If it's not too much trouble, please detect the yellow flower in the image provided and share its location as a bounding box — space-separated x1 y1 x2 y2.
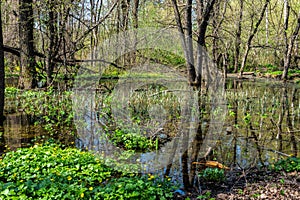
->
80 193 84 198
148 175 155 180
20 180 24 183
67 176 72 181
89 187 93 191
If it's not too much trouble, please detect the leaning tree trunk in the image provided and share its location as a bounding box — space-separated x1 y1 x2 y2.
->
0 0 5 123
19 0 37 89
239 0 270 77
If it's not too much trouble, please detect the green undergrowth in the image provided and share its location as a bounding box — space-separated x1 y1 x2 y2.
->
198 168 225 183
272 157 300 172
0 141 176 199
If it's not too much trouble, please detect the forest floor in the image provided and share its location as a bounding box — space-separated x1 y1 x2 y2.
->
174 167 300 200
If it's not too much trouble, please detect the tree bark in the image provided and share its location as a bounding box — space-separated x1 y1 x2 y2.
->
196 0 216 47
46 0 57 86
19 0 37 89
0 1 5 123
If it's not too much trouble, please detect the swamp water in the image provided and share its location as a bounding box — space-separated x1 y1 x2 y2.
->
1 78 299 185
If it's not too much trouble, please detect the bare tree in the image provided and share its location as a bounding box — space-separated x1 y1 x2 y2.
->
282 12 300 80
281 0 300 80
196 0 216 47
233 0 243 73
239 0 270 77
171 0 216 85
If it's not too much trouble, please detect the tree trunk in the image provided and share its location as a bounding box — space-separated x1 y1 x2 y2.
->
0 1 5 123
196 0 216 84
239 0 270 77
282 13 300 80
186 0 196 83
196 0 216 47
19 0 37 89
265 3 269 44
132 0 139 63
132 0 139 29
121 0 130 31
171 0 196 85
234 0 243 73
46 0 57 86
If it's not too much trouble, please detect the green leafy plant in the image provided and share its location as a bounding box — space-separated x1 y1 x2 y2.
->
197 191 215 199
198 168 225 183
273 157 300 172
0 141 113 199
243 113 252 124
110 128 155 151
95 175 176 200
13 88 75 138
237 189 244 195
0 141 177 199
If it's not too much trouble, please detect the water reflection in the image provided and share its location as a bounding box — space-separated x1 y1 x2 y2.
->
217 79 299 169
0 113 42 155
74 78 299 188
1 78 299 189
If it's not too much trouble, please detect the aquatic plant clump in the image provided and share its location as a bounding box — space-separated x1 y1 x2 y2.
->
5 87 75 140
0 142 177 199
